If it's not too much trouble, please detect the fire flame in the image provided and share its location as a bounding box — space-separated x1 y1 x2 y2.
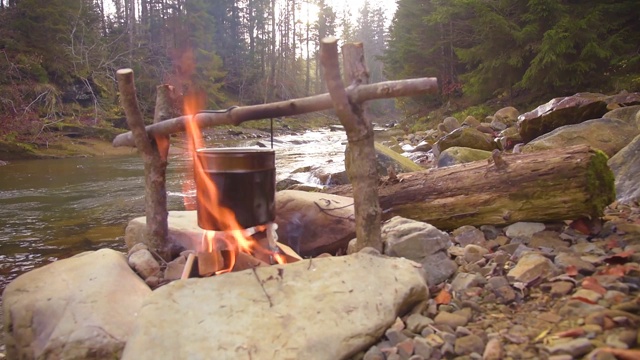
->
182 96 285 274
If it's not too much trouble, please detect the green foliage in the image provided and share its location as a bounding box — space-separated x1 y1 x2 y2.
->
384 0 640 107
452 104 494 122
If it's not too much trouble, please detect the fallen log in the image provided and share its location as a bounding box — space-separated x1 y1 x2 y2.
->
324 145 615 230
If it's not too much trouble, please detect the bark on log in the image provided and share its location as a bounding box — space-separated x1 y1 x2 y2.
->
324 145 615 230
320 38 381 252
116 69 170 260
112 77 438 147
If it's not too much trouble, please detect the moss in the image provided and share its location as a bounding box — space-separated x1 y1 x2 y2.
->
0 140 40 160
586 149 616 215
452 104 495 121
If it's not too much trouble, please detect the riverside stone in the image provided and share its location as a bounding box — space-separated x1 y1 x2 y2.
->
122 253 429 360
454 334 485 355
504 222 546 239
434 312 469 329
522 118 639 157
2 249 151 360
507 252 559 283
382 217 451 258
608 133 640 203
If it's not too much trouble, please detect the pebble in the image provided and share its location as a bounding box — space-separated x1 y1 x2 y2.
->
463 244 489 263
355 201 640 360
482 338 503 360
507 252 559 283
546 338 593 357
454 335 485 355
504 222 546 239
405 313 433 334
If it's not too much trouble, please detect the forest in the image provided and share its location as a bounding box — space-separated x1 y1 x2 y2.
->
0 0 639 144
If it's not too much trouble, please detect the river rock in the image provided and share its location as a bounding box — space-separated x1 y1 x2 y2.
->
124 211 202 252
344 142 423 180
454 334 485 356
128 248 161 279
382 216 451 259
437 147 492 168
434 127 497 157
462 116 480 127
507 252 559 283
494 106 520 127
381 216 456 286
2 249 151 360
443 117 461 133
276 190 355 257
518 92 640 143
521 118 639 157
121 253 429 360
505 222 546 239
608 133 640 203
496 126 523 150
517 92 609 143
603 105 640 128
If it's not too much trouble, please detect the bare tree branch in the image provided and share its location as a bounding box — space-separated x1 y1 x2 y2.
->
320 37 382 252
112 77 438 147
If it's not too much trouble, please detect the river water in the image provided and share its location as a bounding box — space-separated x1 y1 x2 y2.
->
0 129 347 293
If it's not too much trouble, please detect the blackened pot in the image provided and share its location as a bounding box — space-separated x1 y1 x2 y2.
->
195 148 275 230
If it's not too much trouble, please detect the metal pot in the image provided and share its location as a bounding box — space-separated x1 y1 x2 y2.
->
195 148 275 231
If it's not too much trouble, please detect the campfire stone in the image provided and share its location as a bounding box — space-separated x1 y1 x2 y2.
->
122 253 429 360
276 190 355 257
2 249 151 359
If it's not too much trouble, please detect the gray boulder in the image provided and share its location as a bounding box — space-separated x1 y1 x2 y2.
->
122 253 429 360
603 104 640 129
518 92 640 142
2 249 151 360
521 118 639 157
608 133 640 203
381 216 457 286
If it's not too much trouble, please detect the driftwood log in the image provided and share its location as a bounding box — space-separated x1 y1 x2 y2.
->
324 145 615 230
320 38 382 252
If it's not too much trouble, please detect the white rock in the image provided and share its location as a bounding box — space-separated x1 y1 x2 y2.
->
122 253 429 360
504 222 546 239
3 249 151 359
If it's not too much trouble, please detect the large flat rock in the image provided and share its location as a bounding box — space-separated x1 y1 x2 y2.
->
122 253 429 360
2 249 151 359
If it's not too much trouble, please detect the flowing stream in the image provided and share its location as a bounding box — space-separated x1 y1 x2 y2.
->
0 129 347 293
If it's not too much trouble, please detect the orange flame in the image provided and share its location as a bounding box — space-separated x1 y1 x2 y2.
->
182 95 285 274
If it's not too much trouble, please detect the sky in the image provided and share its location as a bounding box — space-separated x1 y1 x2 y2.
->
326 0 397 21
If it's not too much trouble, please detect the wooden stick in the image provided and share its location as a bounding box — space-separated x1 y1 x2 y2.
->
320 38 382 252
181 253 196 280
116 68 170 260
112 77 438 147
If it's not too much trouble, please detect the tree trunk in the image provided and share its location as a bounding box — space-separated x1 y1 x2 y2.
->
324 145 615 230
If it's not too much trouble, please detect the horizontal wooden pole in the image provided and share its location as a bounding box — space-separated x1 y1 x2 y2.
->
112 77 438 147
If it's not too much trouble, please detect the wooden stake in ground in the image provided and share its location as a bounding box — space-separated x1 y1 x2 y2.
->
324 145 616 230
320 38 382 252
116 69 170 260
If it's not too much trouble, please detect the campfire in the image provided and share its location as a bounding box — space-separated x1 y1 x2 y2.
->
179 107 299 280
